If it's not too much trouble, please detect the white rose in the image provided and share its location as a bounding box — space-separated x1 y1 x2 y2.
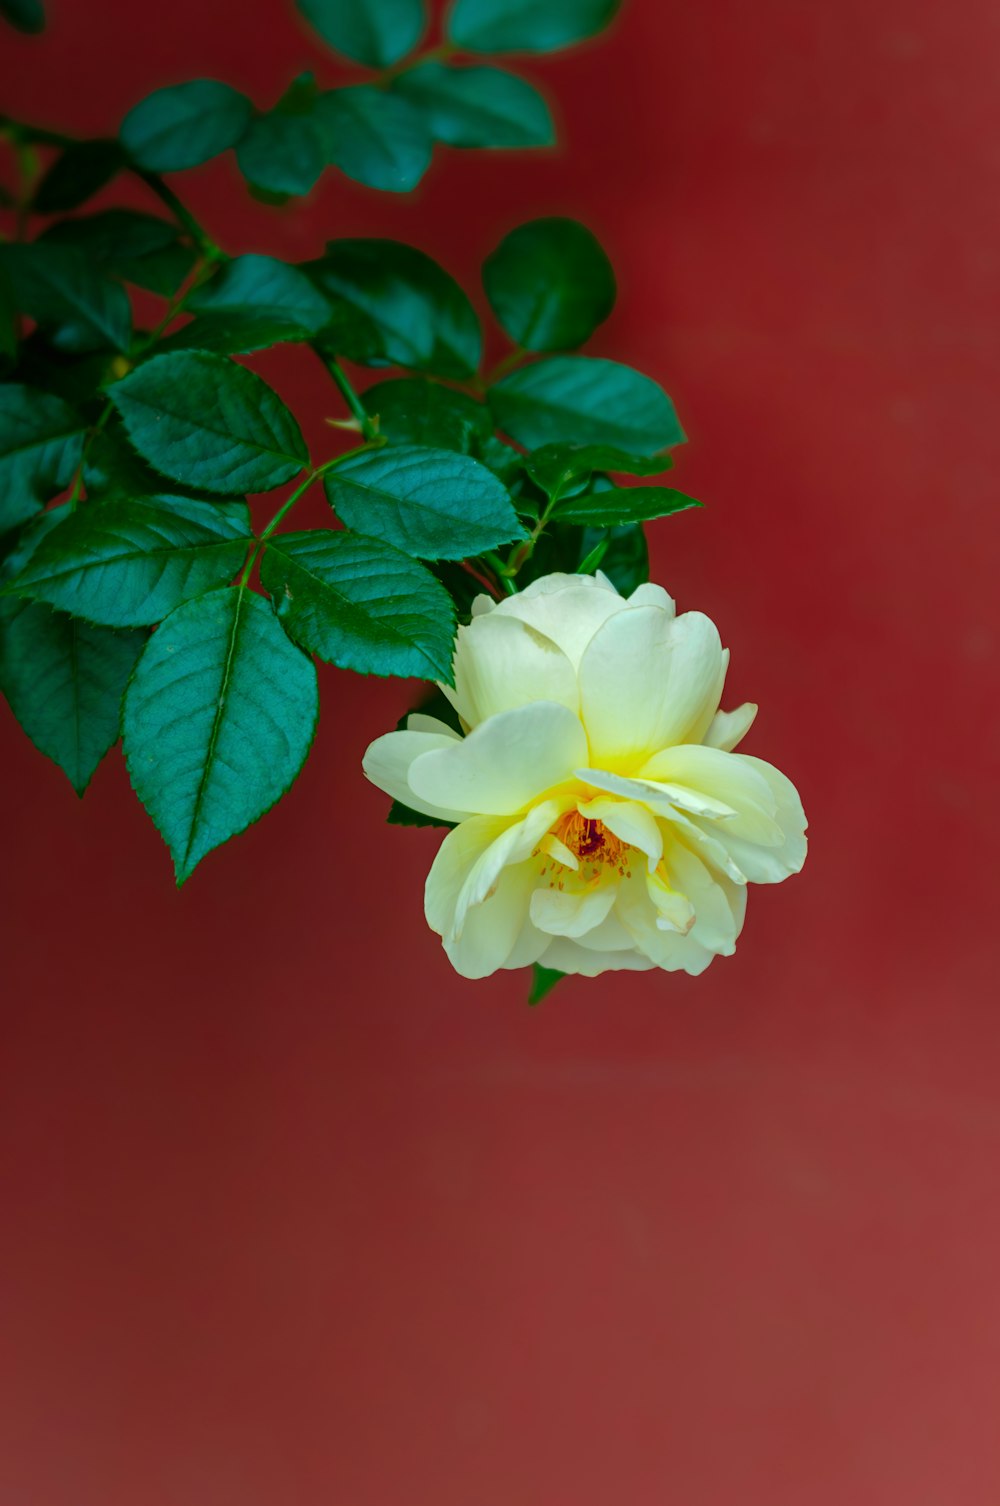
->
363 572 807 981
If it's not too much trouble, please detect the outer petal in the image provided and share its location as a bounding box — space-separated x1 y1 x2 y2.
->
444 862 539 979
453 800 560 936
362 729 469 822
704 702 758 752
627 581 676 614
424 814 512 937
688 754 807 883
615 868 719 976
578 765 738 821
536 936 654 976
640 744 783 845
443 612 578 727
578 608 724 767
664 837 742 955
406 713 460 738
492 572 627 668
409 701 588 816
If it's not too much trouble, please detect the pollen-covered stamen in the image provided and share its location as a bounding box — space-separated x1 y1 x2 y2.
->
531 810 634 888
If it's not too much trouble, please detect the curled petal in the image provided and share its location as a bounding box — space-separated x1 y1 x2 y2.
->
363 729 468 822
530 878 618 938
704 702 758 752
442 612 578 728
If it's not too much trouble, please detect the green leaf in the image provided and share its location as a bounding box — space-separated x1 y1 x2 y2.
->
122 586 318 883
0 0 44 32
40 210 196 296
314 87 432 194
324 445 525 560
474 432 525 486
554 485 701 526
490 356 684 454
296 0 426 66
392 62 554 149
13 333 112 406
0 264 18 376
0 385 86 532
33 139 124 213
157 252 333 352
0 242 131 353
305 238 481 378
7 495 252 626
261 529 455 679
525 441 671 499
0 604 144 794
236 109 327 197
483 218 615 352
448 0 619 53
387 798 455 829
361 377 491 450
82 420 174 501
187 254 331 330
120 80 253 172
528 962 565 1004
108 351 310 494
526 514 649 596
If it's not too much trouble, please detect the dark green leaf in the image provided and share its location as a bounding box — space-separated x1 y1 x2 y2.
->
361 377 490 450
490 356 684 454
395 683 462 733
0 0 44 32
526 441 670 499
0 506 69 589
296 0 426 66
122 586 318 883
40 210 196 296
429 559 489 620
33 140 124 213
314 87 432 194
82 420 173 501
483 218 615 351
0 242 131 353
0 604 144 794
13 333 112 406
474 432 525 486
305 238 481 378
0 385 86 532
392 63 554 149
187 254 331 331
324 445 525 560
448 0 619 53
528 962 565 1004
0 264 17 375
527 516 649 595
120 80 254 172
236 109 327 197
156 258 330 351
262 529 455 679
108 350 309 494
7 494 252 626
387 798 455 829
554 484 701 526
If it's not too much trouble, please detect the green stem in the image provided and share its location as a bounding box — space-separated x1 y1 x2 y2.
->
483 551 518 595
312 347 378 440
239 442 381 587
137 171 219 257
481 346 527 389
377 40 457 85
506 492 559 579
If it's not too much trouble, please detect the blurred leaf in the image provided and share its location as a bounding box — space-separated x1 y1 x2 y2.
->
392 63 554 149
0 0 44 32
236 107 327 197
305 238 481 378
447 0 620 53
324 445 525 559
123 587 318 882
0 603 144 795
33 140 124 213
0 241 131 353
120 80 253 172
361 376 491 450
297 0 426 66
315 87 432 193
7 494 252 626
262 529 456 679
109 350 309 494
0 384 86 532
156 250 334 352
483 217 615 352
490 356 684 454
40 210 195 296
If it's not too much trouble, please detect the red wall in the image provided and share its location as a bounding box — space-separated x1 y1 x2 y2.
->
3 2 999 1502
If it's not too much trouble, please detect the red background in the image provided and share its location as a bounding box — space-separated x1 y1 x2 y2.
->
3 2 999 1502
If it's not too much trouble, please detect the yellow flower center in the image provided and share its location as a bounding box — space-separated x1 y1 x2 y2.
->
535 811 633 890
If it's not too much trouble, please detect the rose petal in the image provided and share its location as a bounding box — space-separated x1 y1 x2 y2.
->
362 730 469 822
409 701 588 816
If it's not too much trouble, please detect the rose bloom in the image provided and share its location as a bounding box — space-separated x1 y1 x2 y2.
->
363 572 806 980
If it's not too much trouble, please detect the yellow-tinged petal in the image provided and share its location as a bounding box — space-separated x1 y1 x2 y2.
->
442 612 578 728
491 572 627 668
704 702 758 752
362 729 468 822
576 795 662 873
408 700 588 816
530 878 618 938
640 744 783 844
